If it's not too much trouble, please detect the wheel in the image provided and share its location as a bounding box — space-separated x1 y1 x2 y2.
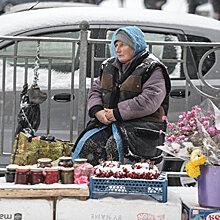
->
3 3 14 13
162 158 197 187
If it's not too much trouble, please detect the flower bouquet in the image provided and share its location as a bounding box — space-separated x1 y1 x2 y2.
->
158 99 220 178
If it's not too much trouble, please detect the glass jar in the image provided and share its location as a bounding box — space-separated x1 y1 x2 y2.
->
58 156 73 167
37 158 52 168
56 166 62 182
15 166 30 184
30 168 44 185
73 158 87 169
5 164 18 183
44 168 58 184
61 167 74 184
81 165 94 178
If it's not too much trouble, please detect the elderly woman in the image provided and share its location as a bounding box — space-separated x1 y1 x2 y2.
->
72 26 171 166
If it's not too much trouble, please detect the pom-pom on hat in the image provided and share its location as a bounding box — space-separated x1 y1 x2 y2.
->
114 30 134 49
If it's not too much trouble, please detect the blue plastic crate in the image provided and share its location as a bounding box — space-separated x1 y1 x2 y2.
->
89 172 167 202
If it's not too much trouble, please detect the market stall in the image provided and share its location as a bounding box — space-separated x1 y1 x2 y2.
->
1 99 219 220
0 174 182 220
1 162 220 220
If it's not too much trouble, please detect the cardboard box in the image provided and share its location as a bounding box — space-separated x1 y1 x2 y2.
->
56 189 182 220
173 186 220 220
0 198 53 220
182 202 220 220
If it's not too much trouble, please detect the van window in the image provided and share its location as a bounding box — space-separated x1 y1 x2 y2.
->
186 35 215 76
143 33 181 78
0 31 81 72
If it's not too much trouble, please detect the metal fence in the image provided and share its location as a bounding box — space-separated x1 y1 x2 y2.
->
0 23 220 176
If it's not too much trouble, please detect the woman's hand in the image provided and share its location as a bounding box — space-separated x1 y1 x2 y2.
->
104 108 116 122
95 110 112 125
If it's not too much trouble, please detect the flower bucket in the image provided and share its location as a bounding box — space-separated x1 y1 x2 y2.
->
198 165 220 208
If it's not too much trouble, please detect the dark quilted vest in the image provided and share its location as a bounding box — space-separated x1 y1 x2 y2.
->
100 51 171 121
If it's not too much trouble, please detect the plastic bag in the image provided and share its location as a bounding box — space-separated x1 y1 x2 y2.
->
11 132 73 166
74 163 94 186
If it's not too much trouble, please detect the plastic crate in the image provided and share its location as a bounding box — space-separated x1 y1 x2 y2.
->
89 172 167 202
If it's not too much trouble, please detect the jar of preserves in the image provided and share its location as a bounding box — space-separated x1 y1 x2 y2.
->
44 168 58 184
15 166 30 184
30 167 44 185
5 164 18 183
73 158 87 169
58 156 73 167
37 158 52 168
61 167 74 184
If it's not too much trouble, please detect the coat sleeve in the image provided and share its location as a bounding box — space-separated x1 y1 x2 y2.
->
87 77 104 118
115 67 166 121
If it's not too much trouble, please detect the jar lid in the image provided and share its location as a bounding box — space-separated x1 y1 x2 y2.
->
6 164 18 170
31 167 44 172
16 166 30 172
44 167 58 171
59 156 72 160
38 158 52 163
74 158 87 163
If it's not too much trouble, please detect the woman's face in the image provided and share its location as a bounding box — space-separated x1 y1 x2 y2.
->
115 41 134 63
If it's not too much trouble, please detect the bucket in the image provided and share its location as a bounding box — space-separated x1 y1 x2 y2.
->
198 165 220 208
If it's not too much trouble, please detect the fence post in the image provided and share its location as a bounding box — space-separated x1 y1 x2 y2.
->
78 21 89 136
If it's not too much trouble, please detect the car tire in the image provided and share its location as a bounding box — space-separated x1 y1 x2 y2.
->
162 159 197 187
3 3 14 13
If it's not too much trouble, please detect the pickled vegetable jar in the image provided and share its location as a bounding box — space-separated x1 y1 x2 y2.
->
30 168 44 184
15 166 30 184
5 164 18 183
44 168 58 184
61 167 74 184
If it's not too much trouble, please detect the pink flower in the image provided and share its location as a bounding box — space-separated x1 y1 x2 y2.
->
180 127 187 133
210 114 216 119
190 121 195 127
179 135 186 140
162 116 167 121
167 123 175 128
193 131 199 137
160 106 219 160
208 126 217 136
179 115 184 119
195 107 202 113
177 121 185 127
159 130 163 134
187 125 192 131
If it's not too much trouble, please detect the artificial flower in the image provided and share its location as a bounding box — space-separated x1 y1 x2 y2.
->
159 99 220 179
190 149 202 161
161 101 220 165
185 161 200 178
191 155 206 166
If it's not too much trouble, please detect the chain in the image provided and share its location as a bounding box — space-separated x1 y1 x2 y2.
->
33 40 40 86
